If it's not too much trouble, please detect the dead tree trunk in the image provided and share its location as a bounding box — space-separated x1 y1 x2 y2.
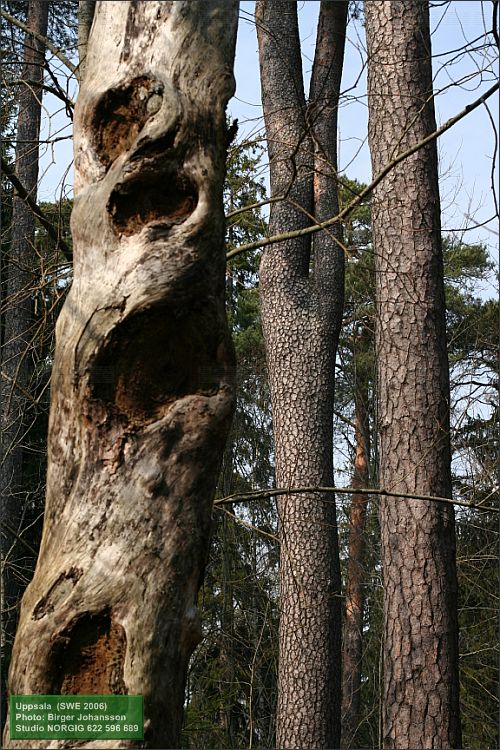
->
3 2 237 748
365 1 461 747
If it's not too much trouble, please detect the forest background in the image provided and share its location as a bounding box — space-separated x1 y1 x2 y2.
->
0 1 498 748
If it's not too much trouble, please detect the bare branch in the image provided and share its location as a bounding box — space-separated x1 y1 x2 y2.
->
1 156 73 262
215 484 499 514
5 78 74 110
0 520 39 557
226 193 284 220
227 81 499 260
0 8 77 75
493 0 499 49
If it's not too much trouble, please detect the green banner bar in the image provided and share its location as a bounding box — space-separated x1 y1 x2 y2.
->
10 695 143 740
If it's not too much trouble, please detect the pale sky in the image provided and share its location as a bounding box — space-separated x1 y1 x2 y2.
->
231 1 499 278
38 1 499 291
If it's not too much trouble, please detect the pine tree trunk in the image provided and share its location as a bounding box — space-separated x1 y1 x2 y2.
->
256 2 347 747
365 2 461 747
0 0 48 677
3 2 237 748
77 0 96 80
341 379 370 748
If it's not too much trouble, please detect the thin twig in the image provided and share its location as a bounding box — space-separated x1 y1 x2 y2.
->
0 520 39 556
0 8 77 75
1 156 73 262
226 194 284 220
227 81 499 259
5 78 75 109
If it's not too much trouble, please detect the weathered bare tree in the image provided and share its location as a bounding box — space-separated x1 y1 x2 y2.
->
3 2 237 748
365 1 462 747
256 1 347 746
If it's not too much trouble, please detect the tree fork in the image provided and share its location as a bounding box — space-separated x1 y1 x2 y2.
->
256 2 347 746
3 2 237 748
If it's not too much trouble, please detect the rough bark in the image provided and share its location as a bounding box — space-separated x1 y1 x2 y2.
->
77 0 96 81
256 2 347 747
3 2 237 748
341 380 370 749
365 2 462 747
0 0 48 676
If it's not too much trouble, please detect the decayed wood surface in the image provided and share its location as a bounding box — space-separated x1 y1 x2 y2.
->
4 3 237 748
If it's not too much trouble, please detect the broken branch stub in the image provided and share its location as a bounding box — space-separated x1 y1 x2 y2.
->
4 2 238 748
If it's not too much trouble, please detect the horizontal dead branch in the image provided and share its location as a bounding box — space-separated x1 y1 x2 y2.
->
215 484 499 514
227 81 499 260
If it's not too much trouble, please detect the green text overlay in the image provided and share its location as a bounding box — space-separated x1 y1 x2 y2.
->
10 695 143 740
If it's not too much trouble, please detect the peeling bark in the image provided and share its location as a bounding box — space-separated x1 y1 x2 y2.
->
3 3 237 748
365 2 461 747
